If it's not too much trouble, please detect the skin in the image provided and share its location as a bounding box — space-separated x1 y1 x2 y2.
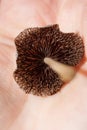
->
0 0 87 130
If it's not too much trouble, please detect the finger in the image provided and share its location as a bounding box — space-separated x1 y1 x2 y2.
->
0 43 27 129
0 0 59 46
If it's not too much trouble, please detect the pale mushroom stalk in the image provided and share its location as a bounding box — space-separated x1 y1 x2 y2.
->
44 57 76 82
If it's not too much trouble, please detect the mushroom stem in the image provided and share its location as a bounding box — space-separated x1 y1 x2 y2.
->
44 57 76 82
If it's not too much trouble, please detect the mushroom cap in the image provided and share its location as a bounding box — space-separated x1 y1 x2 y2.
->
13 24 84 96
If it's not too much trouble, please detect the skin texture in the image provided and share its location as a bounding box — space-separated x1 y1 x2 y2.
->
0 0 87 130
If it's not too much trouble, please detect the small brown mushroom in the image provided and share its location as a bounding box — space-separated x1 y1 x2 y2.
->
13 24 84 96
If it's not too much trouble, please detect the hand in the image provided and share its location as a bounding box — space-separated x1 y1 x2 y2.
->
0 0 87 130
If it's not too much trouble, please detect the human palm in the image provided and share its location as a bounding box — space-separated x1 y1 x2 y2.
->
0 0 87 130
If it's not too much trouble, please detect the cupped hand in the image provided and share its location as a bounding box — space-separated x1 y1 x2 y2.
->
0 0 87 130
